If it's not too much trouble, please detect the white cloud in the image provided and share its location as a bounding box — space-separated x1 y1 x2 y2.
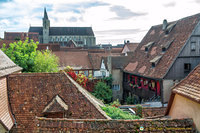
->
0 0 200 45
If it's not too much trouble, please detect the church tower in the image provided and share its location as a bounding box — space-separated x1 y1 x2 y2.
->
43 8 50 43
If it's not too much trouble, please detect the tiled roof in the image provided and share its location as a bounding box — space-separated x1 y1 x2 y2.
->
172 64 200 103
29 27 95 36
103 56 131 69
126 43 139 52
4 32 39 42
42 95 68 113
89 52 122 70
53 51 92 70
124 13 200 79
0 50 22 77
37 43 60 51
0 78 14 131
8 73 109 132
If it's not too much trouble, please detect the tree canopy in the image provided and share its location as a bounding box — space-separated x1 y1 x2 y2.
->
1 39 59 73
33 50 59 72
92 81 112 103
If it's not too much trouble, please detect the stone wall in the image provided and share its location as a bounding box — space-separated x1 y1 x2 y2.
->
35 117 195 133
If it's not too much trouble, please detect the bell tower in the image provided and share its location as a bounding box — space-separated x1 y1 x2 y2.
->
43 7 50 43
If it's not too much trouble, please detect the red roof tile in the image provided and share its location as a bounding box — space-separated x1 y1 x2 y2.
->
124 13 200 79
89 52 123 69
126 43 139 52
8 73 109 132
53 51 92 69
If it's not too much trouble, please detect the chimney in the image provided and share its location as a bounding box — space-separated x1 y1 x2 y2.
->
162 19 168 31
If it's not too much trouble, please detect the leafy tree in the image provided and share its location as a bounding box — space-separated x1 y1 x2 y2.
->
92 81 112 103
1 39 38 72
1 38 59 73
103 74 112 88
33 50 59 72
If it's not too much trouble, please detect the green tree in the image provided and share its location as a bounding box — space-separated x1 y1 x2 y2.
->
33 50 59 72
103 74 113 89
92 81 112 103
1 39 38 72
1 38 59 73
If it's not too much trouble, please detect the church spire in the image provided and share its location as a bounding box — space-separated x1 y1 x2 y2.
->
44 7 48 19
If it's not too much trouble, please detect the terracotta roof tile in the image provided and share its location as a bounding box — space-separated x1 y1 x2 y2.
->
8 73 109 132
124 62 138 72
124 13 200 79
89 52 122 69
126 43 139 52
53 51 92 69
172 64 200 103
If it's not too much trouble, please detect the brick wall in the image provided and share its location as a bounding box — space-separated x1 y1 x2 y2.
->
35 117 195 132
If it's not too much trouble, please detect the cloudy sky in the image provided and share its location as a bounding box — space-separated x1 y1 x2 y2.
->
0 0 200 45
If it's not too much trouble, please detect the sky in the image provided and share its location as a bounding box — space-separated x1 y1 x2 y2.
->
1 0 200 45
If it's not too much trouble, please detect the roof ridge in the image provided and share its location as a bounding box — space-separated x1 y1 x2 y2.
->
63 71 111 119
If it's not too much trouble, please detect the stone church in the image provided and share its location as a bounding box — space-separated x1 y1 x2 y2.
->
29 8 96 46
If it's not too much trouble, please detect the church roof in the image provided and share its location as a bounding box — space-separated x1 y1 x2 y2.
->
43 8 48 19
29 27 95 36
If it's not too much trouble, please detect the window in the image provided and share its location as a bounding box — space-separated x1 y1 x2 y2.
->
162 47 166 52
150 55 162 68
184 63 191 72
84 71 89 77
112 84 120 91
152 63 156 68
145 47 149 52
144 42 154 52
89 70 93 76
75 71 78 74
102 71 106 77
191 42 196 51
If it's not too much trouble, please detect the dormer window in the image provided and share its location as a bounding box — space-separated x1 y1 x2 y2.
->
166 22 176 34
162 19 176 34
162 40 174 52
144 42 154 52
150 55 162 68
191 41 196 51
162 47 166 52
43 95 68 118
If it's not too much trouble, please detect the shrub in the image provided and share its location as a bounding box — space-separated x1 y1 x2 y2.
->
33 50 59 72
92 81 112 103
126 95 139 105
101 106 140 120
103 74 112 88
110 99 121 107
